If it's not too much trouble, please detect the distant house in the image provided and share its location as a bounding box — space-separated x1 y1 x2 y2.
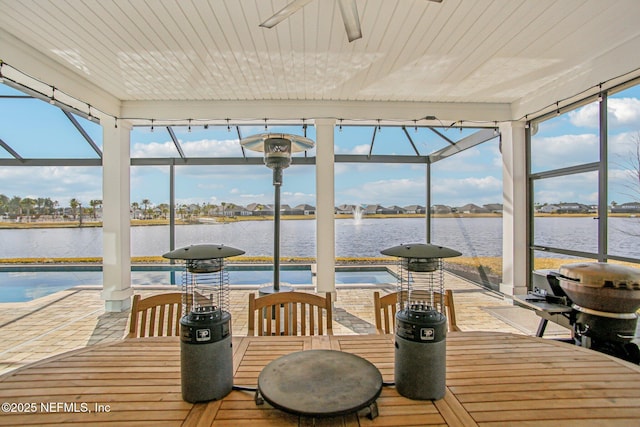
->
279 204 294 215
335 204 355 215
213 204 249 216
246 203 272 216
130 208 144 219
483 203 503 213
404 205 425 214
431 205 452 214
363 204 400 214
457 203 490 214
210 205 226 216
233 205 251 216
364 204 383 215
556 202 590 214
386 205 406 214
538 204 559 214
611 202 640 213
294 204 315 215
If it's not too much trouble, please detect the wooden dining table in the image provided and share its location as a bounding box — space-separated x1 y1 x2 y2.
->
1 331 640 426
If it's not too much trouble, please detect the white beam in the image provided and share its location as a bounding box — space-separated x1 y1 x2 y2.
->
101 117 133 312
121 100 512 126
499 121 528 297
315 119 336 294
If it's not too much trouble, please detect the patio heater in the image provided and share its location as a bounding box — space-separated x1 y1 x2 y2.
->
240 133 314 294
380 243 461 400
162 243 245 403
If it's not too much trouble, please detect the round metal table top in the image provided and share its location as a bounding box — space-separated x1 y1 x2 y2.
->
257 349 383 417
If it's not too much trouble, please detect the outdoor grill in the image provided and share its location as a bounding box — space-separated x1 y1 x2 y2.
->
546 262 640 364
381 243 461 400
162 243 245 402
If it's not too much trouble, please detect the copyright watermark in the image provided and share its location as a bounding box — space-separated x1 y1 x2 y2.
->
2 402 111 413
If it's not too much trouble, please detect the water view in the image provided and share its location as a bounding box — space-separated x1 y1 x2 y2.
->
1 217 639 259
2 216 640 302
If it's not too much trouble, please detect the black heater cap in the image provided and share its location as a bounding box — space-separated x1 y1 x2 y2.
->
162 244 245 260
380 243 461 259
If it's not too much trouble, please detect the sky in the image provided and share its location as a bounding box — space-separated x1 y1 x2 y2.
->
1 83 640 210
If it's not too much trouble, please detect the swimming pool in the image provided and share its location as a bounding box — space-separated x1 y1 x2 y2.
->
0 265 397 303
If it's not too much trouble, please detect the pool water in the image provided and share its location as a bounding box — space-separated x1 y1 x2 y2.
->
0 266 396 303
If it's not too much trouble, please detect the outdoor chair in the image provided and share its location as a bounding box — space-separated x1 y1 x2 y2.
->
373 289 459 334
127 292 183 338
248 291 333 336
373 290 398 334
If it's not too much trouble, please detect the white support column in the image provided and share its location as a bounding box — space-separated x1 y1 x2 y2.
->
499 121 528 297
314 119 336 294
101 117 133 312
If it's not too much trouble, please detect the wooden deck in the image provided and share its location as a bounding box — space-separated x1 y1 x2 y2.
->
1 332 639 426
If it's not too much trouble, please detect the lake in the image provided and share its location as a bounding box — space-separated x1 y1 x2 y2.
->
1 217 639 260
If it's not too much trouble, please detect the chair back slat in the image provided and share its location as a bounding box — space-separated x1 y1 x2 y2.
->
291 303 298 335
247 291 332 336
128 293 183 338
300 304 306 335
374 290 458 334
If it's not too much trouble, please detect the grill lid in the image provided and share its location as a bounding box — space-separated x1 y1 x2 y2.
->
558 262 640 290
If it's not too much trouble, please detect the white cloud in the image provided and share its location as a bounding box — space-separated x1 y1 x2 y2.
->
568 103 598 128
335 144 371 155
432 146 501 173
609 98 640 126
337 178 425 206
533 172 599 204
131 141 179 157
281 191 316 206
0 166 101 206
431 176 502 206
131 138 247 158
609 131 640 158
568 98 640 128
531 133 598 170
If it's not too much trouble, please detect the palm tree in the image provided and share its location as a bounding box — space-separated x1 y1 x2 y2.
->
89 199 102 219
69 198 80 220
0 194 8 217
35 197 45 216
142 199 151 219
177 204 187 220
9 196 22 218
130 202 139 219
43 198 55 216
161 204 169 219
20 197 36 222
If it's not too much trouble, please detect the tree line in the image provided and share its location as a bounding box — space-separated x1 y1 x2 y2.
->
0 195 229 221
0 195 102 220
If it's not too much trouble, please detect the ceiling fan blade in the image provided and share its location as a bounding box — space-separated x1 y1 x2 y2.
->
337 0 362 42
260 0 314 28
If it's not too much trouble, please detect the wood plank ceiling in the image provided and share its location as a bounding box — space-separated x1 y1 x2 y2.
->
1 0 640 124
